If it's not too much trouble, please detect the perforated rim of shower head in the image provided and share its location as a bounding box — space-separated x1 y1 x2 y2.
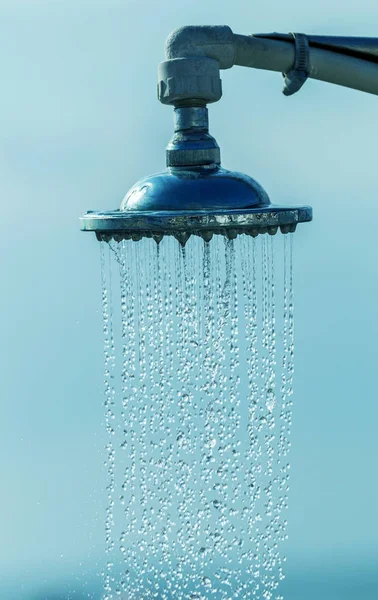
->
80 204 312 244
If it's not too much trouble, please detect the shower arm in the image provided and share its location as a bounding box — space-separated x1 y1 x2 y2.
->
158 25 378 106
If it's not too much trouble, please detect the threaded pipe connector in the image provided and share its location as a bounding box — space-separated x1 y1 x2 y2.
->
166 106 221 167
158 57 222 106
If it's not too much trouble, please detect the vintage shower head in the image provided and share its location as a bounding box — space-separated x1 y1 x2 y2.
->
80 26 378 244
80 105 312 244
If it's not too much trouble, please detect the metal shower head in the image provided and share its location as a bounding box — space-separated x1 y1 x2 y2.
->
79 23 378 243
80 106 312 245
80 167 311 245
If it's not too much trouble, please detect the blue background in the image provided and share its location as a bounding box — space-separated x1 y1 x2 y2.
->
1 0 378 598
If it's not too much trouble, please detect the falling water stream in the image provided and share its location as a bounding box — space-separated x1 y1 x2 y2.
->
99 233 294 600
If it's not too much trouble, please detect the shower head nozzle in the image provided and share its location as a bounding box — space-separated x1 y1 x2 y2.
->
80 106 312 244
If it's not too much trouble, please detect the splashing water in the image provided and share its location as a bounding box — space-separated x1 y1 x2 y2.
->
99 233 295 600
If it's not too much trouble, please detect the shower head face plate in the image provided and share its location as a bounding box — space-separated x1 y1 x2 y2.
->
80 166 312 243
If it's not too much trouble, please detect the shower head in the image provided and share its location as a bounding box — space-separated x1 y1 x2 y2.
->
80 23 378 243
80 105 312 245
80 167 311 245
85 24 378 243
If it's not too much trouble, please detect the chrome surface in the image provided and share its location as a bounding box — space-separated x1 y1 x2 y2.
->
81 207 311 244
174 106 208 130
167 107 220 167
81 77 313 243
80 165 312 244
120 166 269 211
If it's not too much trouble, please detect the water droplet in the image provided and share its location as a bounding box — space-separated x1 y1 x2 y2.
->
96 234 295 599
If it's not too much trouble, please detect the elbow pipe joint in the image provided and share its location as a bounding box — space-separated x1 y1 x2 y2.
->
164 25 236 69
158 25 236 106
158 26 378 106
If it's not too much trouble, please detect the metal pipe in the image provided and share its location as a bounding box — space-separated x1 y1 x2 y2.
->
233 33 378 96
163 26 378 97
233 34 295 73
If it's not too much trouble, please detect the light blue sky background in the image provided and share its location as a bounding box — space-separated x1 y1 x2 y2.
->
1 0 378 598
